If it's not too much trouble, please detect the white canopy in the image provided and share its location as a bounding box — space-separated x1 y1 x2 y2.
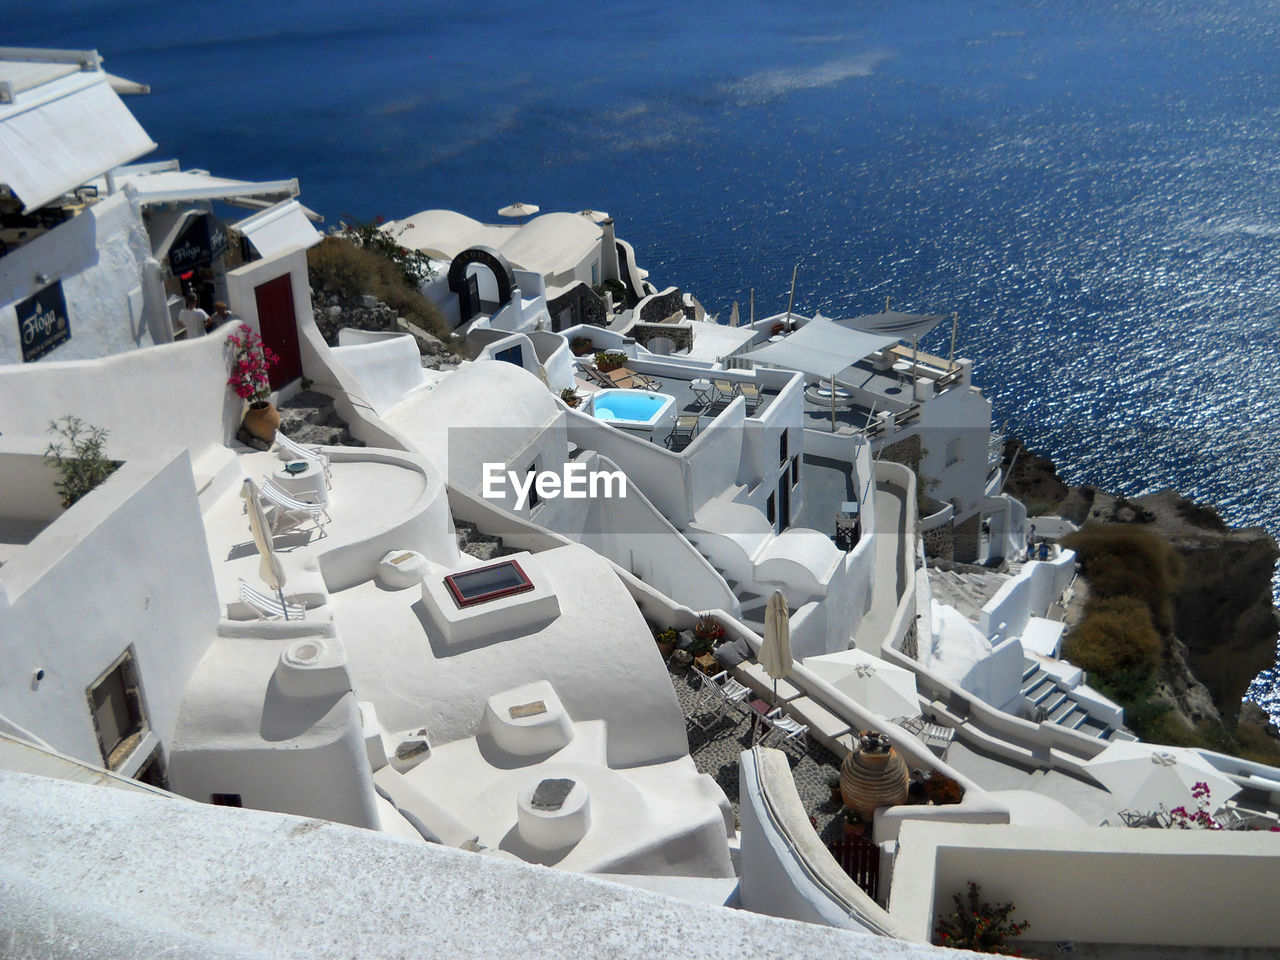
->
845 309 945 340
106 165 300 208
234 199 323 258
740 317 897 379
0 76 155 211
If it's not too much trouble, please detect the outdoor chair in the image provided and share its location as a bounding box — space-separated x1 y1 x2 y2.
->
608 367 663 391
692 669 750 730
920 722 955 759
665 414 700 449
258 477 331 536
738 381 763 410
756 707 808 754
238 578 306 621
276 431 333 488
579 365 615 389
712 378 739 403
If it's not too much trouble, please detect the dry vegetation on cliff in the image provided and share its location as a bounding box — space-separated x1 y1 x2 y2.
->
1005 439 1280 761
307 233 449 343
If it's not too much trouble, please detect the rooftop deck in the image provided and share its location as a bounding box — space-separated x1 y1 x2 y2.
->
575 366 783 447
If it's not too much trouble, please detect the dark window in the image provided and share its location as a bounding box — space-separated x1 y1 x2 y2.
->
211 793 243 807
766 492 776 526
87 649 146 770
526 462 540 509
494 345 523 366
791 454 801 487
445 560 535 608
779 429 788 465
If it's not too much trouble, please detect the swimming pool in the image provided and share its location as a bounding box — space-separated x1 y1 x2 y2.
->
590 389 676 433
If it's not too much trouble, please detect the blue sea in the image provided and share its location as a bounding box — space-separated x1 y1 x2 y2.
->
17 1 1280 711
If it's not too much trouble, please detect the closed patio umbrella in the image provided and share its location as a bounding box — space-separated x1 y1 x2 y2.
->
760 590 792 703
1085 741 1241 815
240 478 289 619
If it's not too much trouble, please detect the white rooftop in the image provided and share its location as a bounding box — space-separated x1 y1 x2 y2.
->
0 770 949 960
0 48 155 211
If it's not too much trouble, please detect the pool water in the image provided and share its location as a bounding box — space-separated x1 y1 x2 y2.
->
591 389 675 426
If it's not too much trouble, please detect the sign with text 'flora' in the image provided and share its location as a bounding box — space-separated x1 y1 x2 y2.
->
17 280 70 362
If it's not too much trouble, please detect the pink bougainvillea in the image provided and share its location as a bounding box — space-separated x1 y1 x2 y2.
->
225 324 278 403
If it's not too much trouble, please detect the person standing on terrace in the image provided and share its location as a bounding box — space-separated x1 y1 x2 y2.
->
179 292 210 339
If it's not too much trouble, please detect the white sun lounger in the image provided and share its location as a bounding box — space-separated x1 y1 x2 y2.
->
238 579 306 621
258 477 331 536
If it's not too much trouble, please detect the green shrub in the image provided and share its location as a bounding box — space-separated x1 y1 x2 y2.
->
44 416 119 508
340 216 436 288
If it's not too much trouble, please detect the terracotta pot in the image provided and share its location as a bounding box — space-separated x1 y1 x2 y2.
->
655 640 675 660
243 400 281 443
839 730 909 821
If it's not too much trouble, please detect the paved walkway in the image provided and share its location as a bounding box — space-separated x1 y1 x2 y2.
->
854 481 907 648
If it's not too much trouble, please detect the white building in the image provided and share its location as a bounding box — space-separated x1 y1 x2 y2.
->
5 45 1280 960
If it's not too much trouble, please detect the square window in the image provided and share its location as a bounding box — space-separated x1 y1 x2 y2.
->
445 560 535 608
87 649 147 770
779 429 788 465
211 793 243 807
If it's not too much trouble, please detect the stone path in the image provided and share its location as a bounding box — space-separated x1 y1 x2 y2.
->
666 664 851 845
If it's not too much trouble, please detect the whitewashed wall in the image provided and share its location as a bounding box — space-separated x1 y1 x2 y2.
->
894 822 1280 947
0 330 241 460
978 550 1076 641
0 191 160 365
331 330 426 416
0 440 219 768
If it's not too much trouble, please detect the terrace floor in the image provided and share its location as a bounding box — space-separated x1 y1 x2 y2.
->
575 367 782 448
668 661 850 846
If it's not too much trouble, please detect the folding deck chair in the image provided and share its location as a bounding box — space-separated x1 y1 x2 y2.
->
258 477 331 536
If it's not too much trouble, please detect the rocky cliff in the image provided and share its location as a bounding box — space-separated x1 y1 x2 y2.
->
1004 440 1280 728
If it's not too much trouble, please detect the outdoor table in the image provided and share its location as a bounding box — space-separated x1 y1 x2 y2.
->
273 460 328 505
690 378 713 407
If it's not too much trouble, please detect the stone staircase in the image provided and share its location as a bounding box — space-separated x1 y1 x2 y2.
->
1020 661 1115 740
277 390 363 446
454 519 518 562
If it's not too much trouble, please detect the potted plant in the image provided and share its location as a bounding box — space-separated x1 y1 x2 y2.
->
693 612 726 644
226 324 280 442
842 807 867 839
923 772 965 806
654 627 678 659
826 772 843 803
594 351 627 372
570 336 593 356
560 387 582 408
686 633 715 659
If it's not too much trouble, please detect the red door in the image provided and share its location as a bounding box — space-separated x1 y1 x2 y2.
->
254 274 302 390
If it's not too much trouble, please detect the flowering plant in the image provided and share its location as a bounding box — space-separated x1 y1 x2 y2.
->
226 324 278 403
935 881 1029 955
